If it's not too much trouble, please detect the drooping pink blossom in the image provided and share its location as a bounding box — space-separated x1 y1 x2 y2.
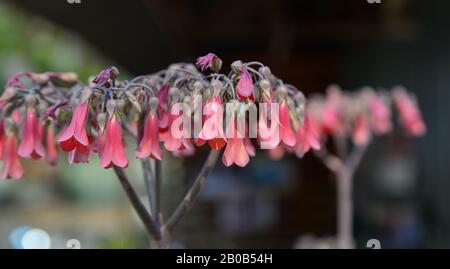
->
200 96 227 150
279 101 296 147
173 138 195 157
68 147 91 164
18 110 46 159
46 124 59 165
295 113 321 158
393 89 426 136
236 67 254 101
321 86 345 136
352 114 371 146
368 95 392 135
222 121 250 167
69 135 95 164
321 103 342 136
99 115 128 169
135 113 162 160
258 107 280 149
58 102 90 153
11 110 20 122
162 105 185 152
244 137 255 157
1 133 24 180
157 84 170 132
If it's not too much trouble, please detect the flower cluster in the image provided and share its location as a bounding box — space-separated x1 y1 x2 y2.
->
306 84 426 147
0 54 311 179
266 84 426 160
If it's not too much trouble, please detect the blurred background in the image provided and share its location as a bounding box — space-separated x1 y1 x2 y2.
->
0 0 448 248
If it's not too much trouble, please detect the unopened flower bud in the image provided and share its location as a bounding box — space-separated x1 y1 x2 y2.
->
231 60 243 73
211 79 222 95
106 100 116 116
126 91 141 113
149 97 159 112
294 91 306 104
25 95 37 108
259 66 271 80
80 87 93 103
275 86 288 96
97 112 107 132
169 87 180 101
259 79 271 91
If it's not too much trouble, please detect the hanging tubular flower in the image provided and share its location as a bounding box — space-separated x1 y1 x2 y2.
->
68 136 94 164
279 101 296 147
1 133 24 180
174 138 195 157
244 137 255 157
99 113 129 169
222 119 250 167
236 66 254 101
393 87 426 136
18 109 46 159
200 95 227 150
295 113 321 158
305 84 425 157
352 114 371 146
321 85 345 136
368 93 392 135
258 105 280 149
58 102 90 152
45 124 59 165
157 84 170 133
163 104 184 152
135 108 163 160
196 53 222 72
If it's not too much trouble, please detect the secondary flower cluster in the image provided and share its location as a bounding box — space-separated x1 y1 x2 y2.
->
307 84 426 146
0 54 310 179
266 84 426 160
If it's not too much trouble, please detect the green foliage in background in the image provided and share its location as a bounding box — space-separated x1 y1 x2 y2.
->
0 2 108 85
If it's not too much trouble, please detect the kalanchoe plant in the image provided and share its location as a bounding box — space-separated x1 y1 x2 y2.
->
0 53 310 248
305 85 426 249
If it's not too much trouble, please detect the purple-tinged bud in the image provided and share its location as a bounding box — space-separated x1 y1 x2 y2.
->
106 100 116 116
93 66 119 87
196 53 223 72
